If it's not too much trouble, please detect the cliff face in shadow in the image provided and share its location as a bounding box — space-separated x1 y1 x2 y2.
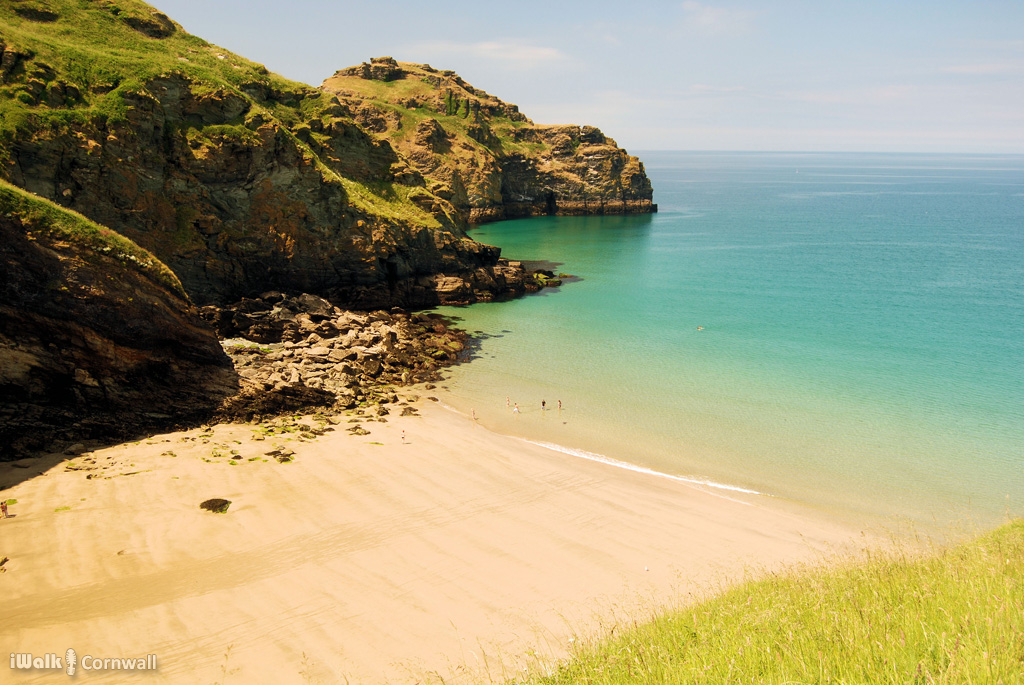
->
0 182 236 459
322 58 657 225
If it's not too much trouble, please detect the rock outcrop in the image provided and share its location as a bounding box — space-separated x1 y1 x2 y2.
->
323 58 656 224
199 498 231 514
0 182 236 459
204 292 473 421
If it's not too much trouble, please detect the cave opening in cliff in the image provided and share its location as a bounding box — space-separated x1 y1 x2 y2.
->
382 258 399 289
545 191 557 215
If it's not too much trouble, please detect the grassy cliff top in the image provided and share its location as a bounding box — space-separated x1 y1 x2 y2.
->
0 178 185 298
322 57 552 159
323 57 531 122
0 0 310 131
0 1 451 234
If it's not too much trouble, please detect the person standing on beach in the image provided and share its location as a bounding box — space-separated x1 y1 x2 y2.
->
506 396 510 408
558 400 562 410
541 400 546 411
1 501 7 518
513 403 520 414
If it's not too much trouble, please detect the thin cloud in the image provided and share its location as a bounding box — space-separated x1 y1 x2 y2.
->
690 84 746 94
524 90 677 132
407 40 570 70
636 124 1024 151
778 85 916 106
680 1 756 36
588 21 625 48
963 38 1024 53
941 62 1024 75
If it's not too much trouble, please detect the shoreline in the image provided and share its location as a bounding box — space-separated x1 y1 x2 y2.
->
436 393 979 545
429 387 899 536
1 396 875 683
427 349 1010 537
433 398 771 503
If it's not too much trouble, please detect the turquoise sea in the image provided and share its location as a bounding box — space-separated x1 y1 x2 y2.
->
435 152 1024 530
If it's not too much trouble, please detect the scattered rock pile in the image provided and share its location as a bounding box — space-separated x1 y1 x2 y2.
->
202 293 468 421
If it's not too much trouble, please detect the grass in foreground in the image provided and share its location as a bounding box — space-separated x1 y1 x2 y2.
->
517 520 1024 684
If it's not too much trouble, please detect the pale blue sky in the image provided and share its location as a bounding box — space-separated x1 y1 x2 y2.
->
153 1 1023 153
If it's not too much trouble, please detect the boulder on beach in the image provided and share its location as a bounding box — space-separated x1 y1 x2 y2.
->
199 498 232 514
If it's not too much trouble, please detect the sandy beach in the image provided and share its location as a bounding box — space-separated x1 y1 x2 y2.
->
1 397 869 683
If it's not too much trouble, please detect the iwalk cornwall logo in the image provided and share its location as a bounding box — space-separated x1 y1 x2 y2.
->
10 649 157 675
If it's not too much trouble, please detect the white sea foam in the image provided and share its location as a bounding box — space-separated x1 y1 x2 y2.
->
520 438 764 496
435 400 764 499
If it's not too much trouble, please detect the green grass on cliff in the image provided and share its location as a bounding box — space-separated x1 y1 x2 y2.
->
0 0 360 153
341 178 444 229
516 520 1024 684
0 178 186 297
323 64 551 159
0 0 451 233
0 0 295 128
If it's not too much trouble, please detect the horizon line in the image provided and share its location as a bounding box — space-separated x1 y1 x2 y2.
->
629 149 1024 156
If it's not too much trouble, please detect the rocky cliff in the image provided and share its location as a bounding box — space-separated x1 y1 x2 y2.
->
322 58 656 224
1 5 653 309
0 181 236 459
0 1 656 455
0 0 520 309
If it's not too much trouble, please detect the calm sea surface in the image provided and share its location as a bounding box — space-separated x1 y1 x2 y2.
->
434 152 1024 530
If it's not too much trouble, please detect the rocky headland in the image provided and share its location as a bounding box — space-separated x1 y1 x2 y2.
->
323 57 656 224
0 0 651 457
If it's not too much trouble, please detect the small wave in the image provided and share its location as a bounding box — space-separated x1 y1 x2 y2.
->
432 398 765 498
520 438 764 496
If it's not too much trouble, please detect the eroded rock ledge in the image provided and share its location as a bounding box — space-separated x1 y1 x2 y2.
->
328 257 535 309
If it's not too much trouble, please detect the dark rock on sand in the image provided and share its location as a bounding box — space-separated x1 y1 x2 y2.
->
199 498 231 514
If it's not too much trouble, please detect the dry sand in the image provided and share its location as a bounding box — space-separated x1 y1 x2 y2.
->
0 398 871 683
